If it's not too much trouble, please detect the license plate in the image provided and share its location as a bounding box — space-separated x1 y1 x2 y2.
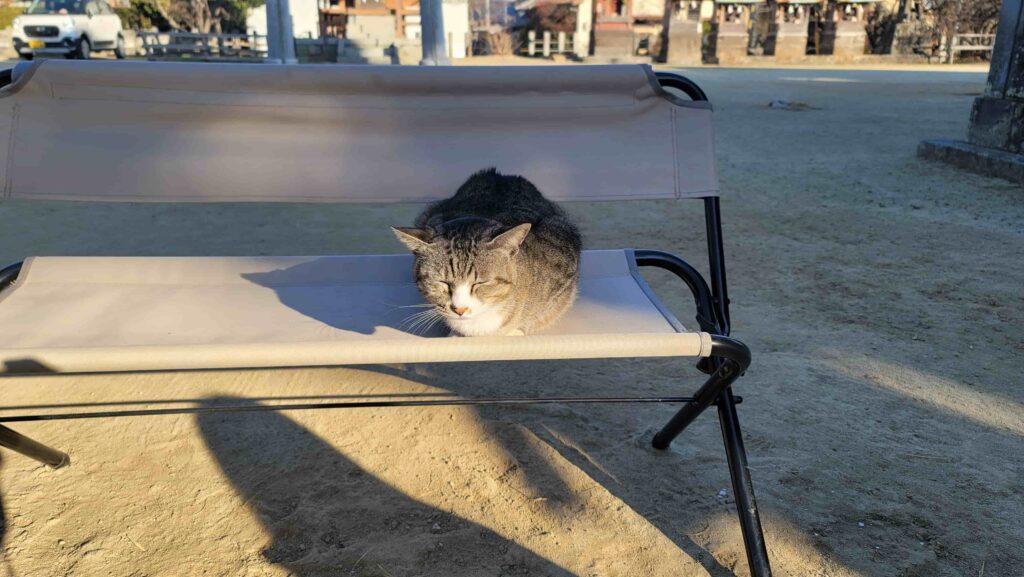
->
28 40 44 49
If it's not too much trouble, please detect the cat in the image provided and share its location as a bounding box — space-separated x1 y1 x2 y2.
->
392 168 582 337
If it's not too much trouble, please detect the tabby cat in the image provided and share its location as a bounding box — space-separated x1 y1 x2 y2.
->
392 168 582 337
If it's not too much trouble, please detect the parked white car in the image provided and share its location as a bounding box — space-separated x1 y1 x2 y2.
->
12 0 126 60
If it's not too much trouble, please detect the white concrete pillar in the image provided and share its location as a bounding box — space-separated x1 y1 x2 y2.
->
574 0 592 57
265 0 298 64
420 0 450 64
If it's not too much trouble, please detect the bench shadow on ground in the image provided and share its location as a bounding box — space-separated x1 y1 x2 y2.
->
195 381 737 577
196 395 574 577
0 363 734 575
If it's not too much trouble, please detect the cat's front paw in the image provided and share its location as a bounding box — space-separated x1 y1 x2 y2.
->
505 329 526 337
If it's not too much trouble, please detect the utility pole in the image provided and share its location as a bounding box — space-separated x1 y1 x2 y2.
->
658 0 673 63
265 0 298 64
421 0 451 64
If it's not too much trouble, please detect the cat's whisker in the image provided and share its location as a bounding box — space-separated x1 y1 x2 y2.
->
398 309 435 331
400 309 432 321
420 314 447 335
412 319 440 335
400 312 436 332
420 311 448 335
404 312 429 330
402 307 445 335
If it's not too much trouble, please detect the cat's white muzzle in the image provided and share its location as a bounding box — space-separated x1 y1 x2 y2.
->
444 306 506 336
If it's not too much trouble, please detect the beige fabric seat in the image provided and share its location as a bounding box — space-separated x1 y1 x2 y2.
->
0 250 710 374
0 60 722 375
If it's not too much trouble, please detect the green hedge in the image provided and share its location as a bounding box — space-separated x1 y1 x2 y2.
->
221 0 266 33
114 0 166 31
0 6 23 30
114 6 150 30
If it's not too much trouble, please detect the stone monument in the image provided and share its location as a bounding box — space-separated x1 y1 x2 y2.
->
918 0 1024 184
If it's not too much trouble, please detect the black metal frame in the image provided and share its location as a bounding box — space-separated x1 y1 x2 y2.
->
0 72 771 576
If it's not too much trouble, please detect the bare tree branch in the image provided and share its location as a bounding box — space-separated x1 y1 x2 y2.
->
146 0 185 30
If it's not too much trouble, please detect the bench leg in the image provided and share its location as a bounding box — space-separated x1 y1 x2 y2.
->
651 366 730 450
652 344 744 450
718 388 772 577
0 424 69 468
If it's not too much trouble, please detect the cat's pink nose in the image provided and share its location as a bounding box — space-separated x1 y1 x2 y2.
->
451 306 469 316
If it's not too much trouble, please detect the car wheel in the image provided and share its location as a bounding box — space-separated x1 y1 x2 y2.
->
114 35 125 59
76 37 91 60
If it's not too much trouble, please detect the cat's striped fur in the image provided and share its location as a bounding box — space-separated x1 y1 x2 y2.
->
392 168 582 336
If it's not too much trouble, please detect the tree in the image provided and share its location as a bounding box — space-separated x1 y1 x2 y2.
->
138 0 264 32
524 4 576 33
137 0 215 32
933 0 1002 36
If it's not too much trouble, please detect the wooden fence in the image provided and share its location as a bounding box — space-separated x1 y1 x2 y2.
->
946 33 996 63
138 31 268 62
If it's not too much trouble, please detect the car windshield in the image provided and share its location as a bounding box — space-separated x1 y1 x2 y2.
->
26 0 86 15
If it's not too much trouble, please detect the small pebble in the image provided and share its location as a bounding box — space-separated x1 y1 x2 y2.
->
717 488 728 498
858 522 865 528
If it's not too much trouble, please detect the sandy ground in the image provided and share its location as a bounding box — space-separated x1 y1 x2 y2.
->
0 67 1021 577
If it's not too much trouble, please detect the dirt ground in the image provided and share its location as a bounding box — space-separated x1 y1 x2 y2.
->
0 66 1021 577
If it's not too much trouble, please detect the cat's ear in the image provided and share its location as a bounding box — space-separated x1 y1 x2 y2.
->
391 227 433 252
488 223 532 255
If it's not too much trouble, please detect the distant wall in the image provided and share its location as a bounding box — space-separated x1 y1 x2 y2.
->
247 0 320 39
633 0 662 19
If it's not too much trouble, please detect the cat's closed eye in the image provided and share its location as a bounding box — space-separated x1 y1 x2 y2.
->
472 279 510 292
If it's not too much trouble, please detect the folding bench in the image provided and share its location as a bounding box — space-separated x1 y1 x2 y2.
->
0 60 772 576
